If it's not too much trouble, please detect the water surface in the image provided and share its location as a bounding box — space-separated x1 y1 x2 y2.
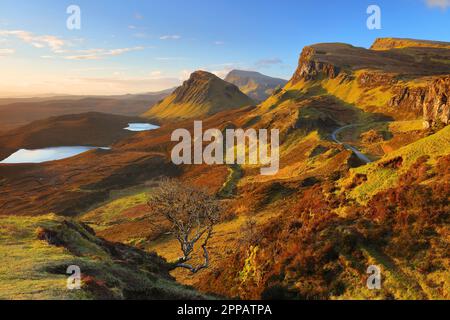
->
124 123 160 132
0 146 109 164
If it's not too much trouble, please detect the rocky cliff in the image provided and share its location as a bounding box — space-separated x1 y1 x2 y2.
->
423 77 450 128
290 45 342 83
288 39 450 128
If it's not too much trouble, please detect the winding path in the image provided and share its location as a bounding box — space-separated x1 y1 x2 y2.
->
331 124 372 164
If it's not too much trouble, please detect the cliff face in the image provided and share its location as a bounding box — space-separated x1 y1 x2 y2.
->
388 86 427 114
289 40 450 128
423 77 450 128
290 46 341 83
387 77 450 128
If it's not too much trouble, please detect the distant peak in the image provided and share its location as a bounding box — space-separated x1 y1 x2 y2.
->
189 70 217 81
227 70 263 77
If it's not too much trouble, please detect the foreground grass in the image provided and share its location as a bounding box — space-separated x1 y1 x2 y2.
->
0 214 206 300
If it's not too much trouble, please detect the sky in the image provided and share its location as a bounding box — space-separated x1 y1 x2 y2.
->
0 0 449 96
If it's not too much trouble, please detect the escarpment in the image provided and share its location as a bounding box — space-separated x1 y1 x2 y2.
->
423 77 450 128
288 40 450 128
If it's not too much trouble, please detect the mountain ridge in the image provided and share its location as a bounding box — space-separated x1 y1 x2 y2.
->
285 39 450 127
224 70 287 101
371 37 450 50
144 70 255 120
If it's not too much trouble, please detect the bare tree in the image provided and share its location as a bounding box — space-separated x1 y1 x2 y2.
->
239 217 262 246
148 179 221 273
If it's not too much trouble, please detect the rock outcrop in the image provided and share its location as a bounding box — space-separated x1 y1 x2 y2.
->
423 77 450 128
291 46 341 83
289 40 450 128
388 86 427 114
387 77 450 128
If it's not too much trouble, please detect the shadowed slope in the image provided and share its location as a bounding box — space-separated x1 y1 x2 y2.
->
225 70 287 102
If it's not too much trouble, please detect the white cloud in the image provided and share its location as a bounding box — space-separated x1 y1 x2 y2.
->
214 41 225 45
0 48 14 57
160 35 181 40
426 0 450 9
64 46 145 60
0 29 144 61
0 30 67 52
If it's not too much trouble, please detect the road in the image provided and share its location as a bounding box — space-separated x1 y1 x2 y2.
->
331 124 372 164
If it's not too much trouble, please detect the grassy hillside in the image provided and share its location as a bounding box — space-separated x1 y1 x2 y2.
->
0 38 448 300
371 38 450 50
0 214 207 299
343 125 450 203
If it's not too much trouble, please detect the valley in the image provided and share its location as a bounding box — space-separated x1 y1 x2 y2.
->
0 38 449 300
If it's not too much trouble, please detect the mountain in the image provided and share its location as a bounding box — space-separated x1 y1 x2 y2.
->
188 38 450 299
0 89 174 131
286 39 450 127
224 70 287 102
1 38 449 300
143 71 255 120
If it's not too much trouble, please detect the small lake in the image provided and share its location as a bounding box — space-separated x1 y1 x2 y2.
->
0 146 110 164
124 123 160 132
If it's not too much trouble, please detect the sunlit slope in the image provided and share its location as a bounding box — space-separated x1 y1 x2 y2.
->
371 37 450 50
144 71 254 120
343 125 450 203
255 39 450 126
0 214 206 300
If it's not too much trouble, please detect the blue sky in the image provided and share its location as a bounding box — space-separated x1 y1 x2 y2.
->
0 0 449 96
